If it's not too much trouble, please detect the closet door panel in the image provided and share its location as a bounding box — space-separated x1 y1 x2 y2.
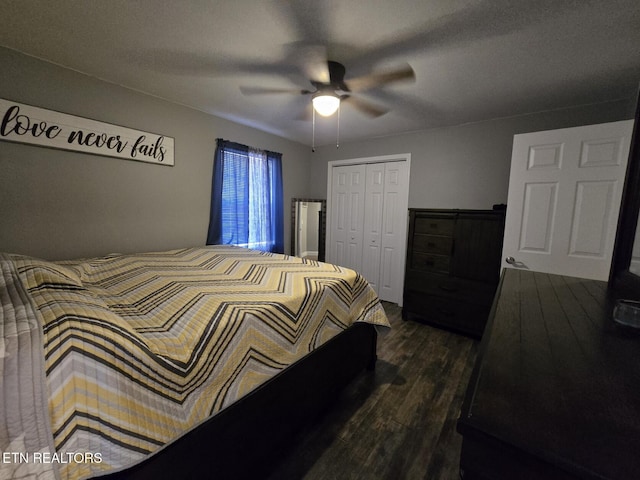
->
329 171 348 267
362 163 385 292
379 162 410 303
330 164 366 272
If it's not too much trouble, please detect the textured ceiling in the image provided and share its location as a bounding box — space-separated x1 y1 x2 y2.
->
1 0 639 146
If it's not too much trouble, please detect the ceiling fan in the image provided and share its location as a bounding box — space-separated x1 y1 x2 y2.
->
239 56 415 119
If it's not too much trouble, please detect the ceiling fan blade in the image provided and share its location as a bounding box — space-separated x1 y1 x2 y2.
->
328 61 347 88
345 64 415 93
342 96 389 118
364 89 445 124
240 86 311 95
132 49 302 77
271 0 331 45
285 42 330 84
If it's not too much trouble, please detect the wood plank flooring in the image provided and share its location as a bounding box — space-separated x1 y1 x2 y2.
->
267 302 478 480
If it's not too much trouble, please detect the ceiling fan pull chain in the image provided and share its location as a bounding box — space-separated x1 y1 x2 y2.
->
312 107 316 152
336 103 340 149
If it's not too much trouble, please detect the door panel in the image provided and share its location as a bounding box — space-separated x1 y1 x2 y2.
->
363 163 385 291
519 182 557 252
329 164 366 272
381 246 394 291
569 180 615 257
580 138 624 167
528 143 563 169
503 120 633 280
379 162 409 302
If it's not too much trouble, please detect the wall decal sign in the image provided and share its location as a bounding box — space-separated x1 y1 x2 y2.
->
0 98 174 166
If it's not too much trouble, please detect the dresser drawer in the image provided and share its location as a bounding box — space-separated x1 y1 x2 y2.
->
413 234 453 255
403 292 490 337
405 272 497 306
414 216 455 236
411 252 451 274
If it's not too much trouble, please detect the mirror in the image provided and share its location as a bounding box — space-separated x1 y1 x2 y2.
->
610 86 640 300
631 221 640 276
290 198 326 261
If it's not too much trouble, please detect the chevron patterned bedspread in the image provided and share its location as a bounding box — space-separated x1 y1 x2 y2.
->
0 246 389 480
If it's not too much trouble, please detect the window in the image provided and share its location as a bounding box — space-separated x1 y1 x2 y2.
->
207 139 284 253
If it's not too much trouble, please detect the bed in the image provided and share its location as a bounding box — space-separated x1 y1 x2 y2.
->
0 245 390 480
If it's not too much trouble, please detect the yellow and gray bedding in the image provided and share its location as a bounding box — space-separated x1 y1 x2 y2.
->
0 246 389 480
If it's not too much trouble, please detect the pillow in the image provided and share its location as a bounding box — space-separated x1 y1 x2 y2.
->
9 254 160 359
11 255 84 290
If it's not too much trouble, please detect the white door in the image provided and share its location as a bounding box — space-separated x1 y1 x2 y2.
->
329 164 366 272
328 155 411 305
362 163 385 293
502 120 633 280
378 162 410 303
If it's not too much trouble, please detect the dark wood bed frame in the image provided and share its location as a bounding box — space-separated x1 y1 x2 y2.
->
101 322 378 480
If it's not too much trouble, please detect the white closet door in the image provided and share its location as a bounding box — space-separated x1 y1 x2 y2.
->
362 161 410 303
329 164 366 272
378 161 410 303
327 155 411 305
362 163 385 292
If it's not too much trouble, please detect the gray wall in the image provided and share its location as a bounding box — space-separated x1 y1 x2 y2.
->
1 48 635 261
0 48 310 260
309 100 635 209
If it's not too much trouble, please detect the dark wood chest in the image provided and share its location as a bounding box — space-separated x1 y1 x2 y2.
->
402 208 505 337
457 269 640 479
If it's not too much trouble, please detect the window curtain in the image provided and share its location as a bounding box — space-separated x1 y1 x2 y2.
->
207 139 284 253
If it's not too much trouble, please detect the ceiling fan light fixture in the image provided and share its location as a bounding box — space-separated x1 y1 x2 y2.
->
312 93 340 117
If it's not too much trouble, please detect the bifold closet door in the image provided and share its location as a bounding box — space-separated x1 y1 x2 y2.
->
379 162 409 302
362 163 385 293
362 162 408 302
330 161 409 303
362 162 409 302
329 164 366 272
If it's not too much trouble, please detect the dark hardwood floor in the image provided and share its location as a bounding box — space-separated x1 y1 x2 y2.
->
267 302 478 480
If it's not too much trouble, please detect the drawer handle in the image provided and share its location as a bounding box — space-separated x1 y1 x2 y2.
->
438 284 458 292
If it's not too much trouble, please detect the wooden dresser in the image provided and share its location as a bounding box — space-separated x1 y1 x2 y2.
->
402 208 505 338
457 269 640 479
